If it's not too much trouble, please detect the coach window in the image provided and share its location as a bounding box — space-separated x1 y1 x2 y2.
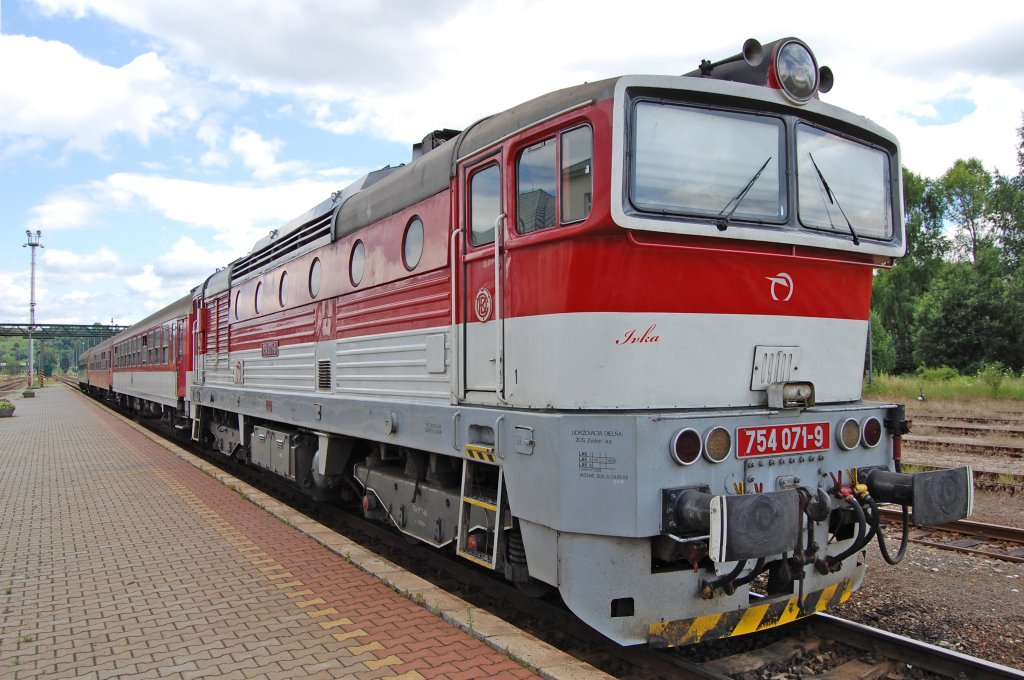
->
309 258 322 298
561 126 593 223
470 164 501 246
279 271 288 307
350 240 366 286
403 218 424 270
517 139 556 233
254 282 262 315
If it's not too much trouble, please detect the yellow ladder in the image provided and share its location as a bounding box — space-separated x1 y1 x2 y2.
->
456 445 504 569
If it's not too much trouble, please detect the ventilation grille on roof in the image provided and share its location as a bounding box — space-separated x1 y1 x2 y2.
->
233 212 332 278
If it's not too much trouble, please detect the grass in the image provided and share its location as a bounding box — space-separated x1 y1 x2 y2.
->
864 372 1024 402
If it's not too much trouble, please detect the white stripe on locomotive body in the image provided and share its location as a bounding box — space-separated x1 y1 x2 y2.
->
223 327 452 402
218 312 865 409
334 328 451 401
112 370 178 408
503 312 868 409
235 344 317 391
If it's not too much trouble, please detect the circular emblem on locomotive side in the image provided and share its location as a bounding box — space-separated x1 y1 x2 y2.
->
766 272 794 302
474 287 493 321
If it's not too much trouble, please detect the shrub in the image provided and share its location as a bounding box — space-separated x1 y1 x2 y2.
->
914 365 959 381
976 361 1010 397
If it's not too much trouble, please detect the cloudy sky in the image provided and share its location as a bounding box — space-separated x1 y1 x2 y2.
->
2 0 1024 327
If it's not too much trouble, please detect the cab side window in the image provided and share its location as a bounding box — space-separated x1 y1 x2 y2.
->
515 125 592 235
517 139 556 233
561 126 593 223
470 164 501 246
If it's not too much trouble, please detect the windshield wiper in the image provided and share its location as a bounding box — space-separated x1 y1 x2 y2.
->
807 152 860 246
716 156 772 231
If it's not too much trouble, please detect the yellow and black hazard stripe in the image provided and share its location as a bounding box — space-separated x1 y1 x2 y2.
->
465 444 497 464
648 578 853 647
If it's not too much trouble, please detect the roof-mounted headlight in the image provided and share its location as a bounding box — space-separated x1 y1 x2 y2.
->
774 40 818 103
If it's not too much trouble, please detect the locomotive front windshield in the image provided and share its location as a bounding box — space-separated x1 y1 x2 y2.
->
796 124 893 239
629 100 894 241
631 103 786 222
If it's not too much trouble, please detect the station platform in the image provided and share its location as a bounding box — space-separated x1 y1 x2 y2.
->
0 385 609 680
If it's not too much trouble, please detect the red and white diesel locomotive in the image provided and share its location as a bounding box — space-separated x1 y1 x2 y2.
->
81 37 973 646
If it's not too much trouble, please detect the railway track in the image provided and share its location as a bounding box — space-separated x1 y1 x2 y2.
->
904 433 1024 458
652 614 1024 679
879 507 1024 563
914 421 1024 439
0 377 25 394
64 379 1024 678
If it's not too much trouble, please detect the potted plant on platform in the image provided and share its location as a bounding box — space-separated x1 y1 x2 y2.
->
0 400 15 417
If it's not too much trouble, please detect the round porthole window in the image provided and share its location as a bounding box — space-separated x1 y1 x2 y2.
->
309 258 321 298
350 241 366 286
403 217 424 270
254 282 262 314
279 271 288 307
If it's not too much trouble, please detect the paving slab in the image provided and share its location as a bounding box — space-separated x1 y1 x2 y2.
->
0 384 613 679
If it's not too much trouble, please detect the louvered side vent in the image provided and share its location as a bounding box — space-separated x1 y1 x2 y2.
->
233 212 333 278
317 360 332 391
750 346 801 390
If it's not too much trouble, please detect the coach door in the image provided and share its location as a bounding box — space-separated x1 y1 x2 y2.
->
459 155 505 400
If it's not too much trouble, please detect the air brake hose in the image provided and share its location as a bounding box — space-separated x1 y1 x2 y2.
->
700 559 747 599
729 557 766 589
875 502 910 565
815 495 867 574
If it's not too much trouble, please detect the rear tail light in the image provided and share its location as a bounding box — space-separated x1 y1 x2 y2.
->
861 416 883 448
837 418 861 450
703 427 732 463
671 429 702 465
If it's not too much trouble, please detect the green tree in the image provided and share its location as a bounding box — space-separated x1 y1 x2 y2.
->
865 310 896 376
872 168 949 372
912 246 1023 372
939 158 993 263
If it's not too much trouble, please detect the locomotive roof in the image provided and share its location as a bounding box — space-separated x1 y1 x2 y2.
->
227 77 617 283
333 78 618 238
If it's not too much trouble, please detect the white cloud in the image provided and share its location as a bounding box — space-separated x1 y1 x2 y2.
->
102 172 353 248
22 0 1024 180
43 247 121 283
154 236 235 283
229 128 305 180
0 34 198 156
29 194 102 231
124 264 161 295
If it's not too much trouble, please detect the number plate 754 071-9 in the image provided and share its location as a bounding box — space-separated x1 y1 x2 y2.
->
737 422 830 457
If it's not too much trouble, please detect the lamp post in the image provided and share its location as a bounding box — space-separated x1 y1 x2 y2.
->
23 230 43 390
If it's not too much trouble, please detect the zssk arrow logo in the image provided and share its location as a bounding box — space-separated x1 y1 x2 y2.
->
766 273 794 302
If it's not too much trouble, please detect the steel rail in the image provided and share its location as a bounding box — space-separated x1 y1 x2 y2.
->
807 614 1024 679
904 434 1024 458
878 507 1024 563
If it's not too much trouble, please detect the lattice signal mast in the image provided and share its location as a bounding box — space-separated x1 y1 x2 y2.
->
23 230 43 387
